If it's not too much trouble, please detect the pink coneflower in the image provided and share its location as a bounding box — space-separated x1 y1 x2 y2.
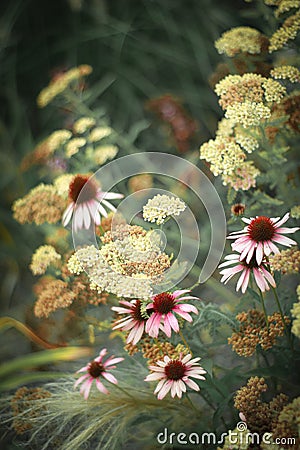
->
74 348 124 399
111 299 150 345
219 253 276 293
228 213 299 265
145 290 199 338
62 174 123 232
145 353 206 400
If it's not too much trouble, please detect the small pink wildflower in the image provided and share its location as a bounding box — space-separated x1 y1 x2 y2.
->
74 348 124 399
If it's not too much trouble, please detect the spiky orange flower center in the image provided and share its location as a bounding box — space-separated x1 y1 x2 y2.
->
165 360 185 380
88 361 104 378
152 293 176 314
248 216 275 242
69 175 98 203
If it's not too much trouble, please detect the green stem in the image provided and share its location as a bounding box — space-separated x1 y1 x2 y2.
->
178 329 192 355
272 287 294 351
185 392 202 414
259 290 269 330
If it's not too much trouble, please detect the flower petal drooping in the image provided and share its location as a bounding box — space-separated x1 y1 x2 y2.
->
219 253 276 294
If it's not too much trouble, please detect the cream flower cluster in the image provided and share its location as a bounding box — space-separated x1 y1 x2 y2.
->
30 245 61 275
143 194 186 225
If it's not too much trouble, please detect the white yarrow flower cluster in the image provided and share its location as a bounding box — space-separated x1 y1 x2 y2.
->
143 194 186 225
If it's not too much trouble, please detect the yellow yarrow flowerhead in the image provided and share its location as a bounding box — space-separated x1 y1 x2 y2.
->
65 137 86 157
68 244 154 299
269 10 300 52
274 0 300 18
73 117 96 134
291 285 300 338
215 27 268 57
53 174 75 198
225 101 271 127
271 65 300 83
142 194 186 225
12 184 67 225
88 126 113 143
222 161 260 191
215 74 286 113
37 64 92 108
30 245 61 275
93 145 119 165
291 205 300 219
47 130 72 153
200 136 246 176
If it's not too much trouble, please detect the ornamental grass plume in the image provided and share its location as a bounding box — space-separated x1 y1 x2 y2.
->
145 353 206 400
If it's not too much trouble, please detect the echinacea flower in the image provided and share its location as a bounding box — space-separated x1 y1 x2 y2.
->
145 290 198 338
145 353 206 400
219 253 276 293
111 299 149 345
74 348 124 399
228 213 299 265
62 175 123 231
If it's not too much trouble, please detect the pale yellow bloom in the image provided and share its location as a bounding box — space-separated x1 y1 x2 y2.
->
225 101 271 127
222 161 260 191
271 65 300 83
215 27 267 57
274 0 300 17
88 126 113 143
47 130 72 152
291 205 300 218
262 78 287 103
65 137 86 157
53 174 75 197
143 194 186 225
37 65 92 107
73 117 96 134
291 285 300 337
30 245 61 275
200 136 246 176
269 11 300 52
93 145 118 165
